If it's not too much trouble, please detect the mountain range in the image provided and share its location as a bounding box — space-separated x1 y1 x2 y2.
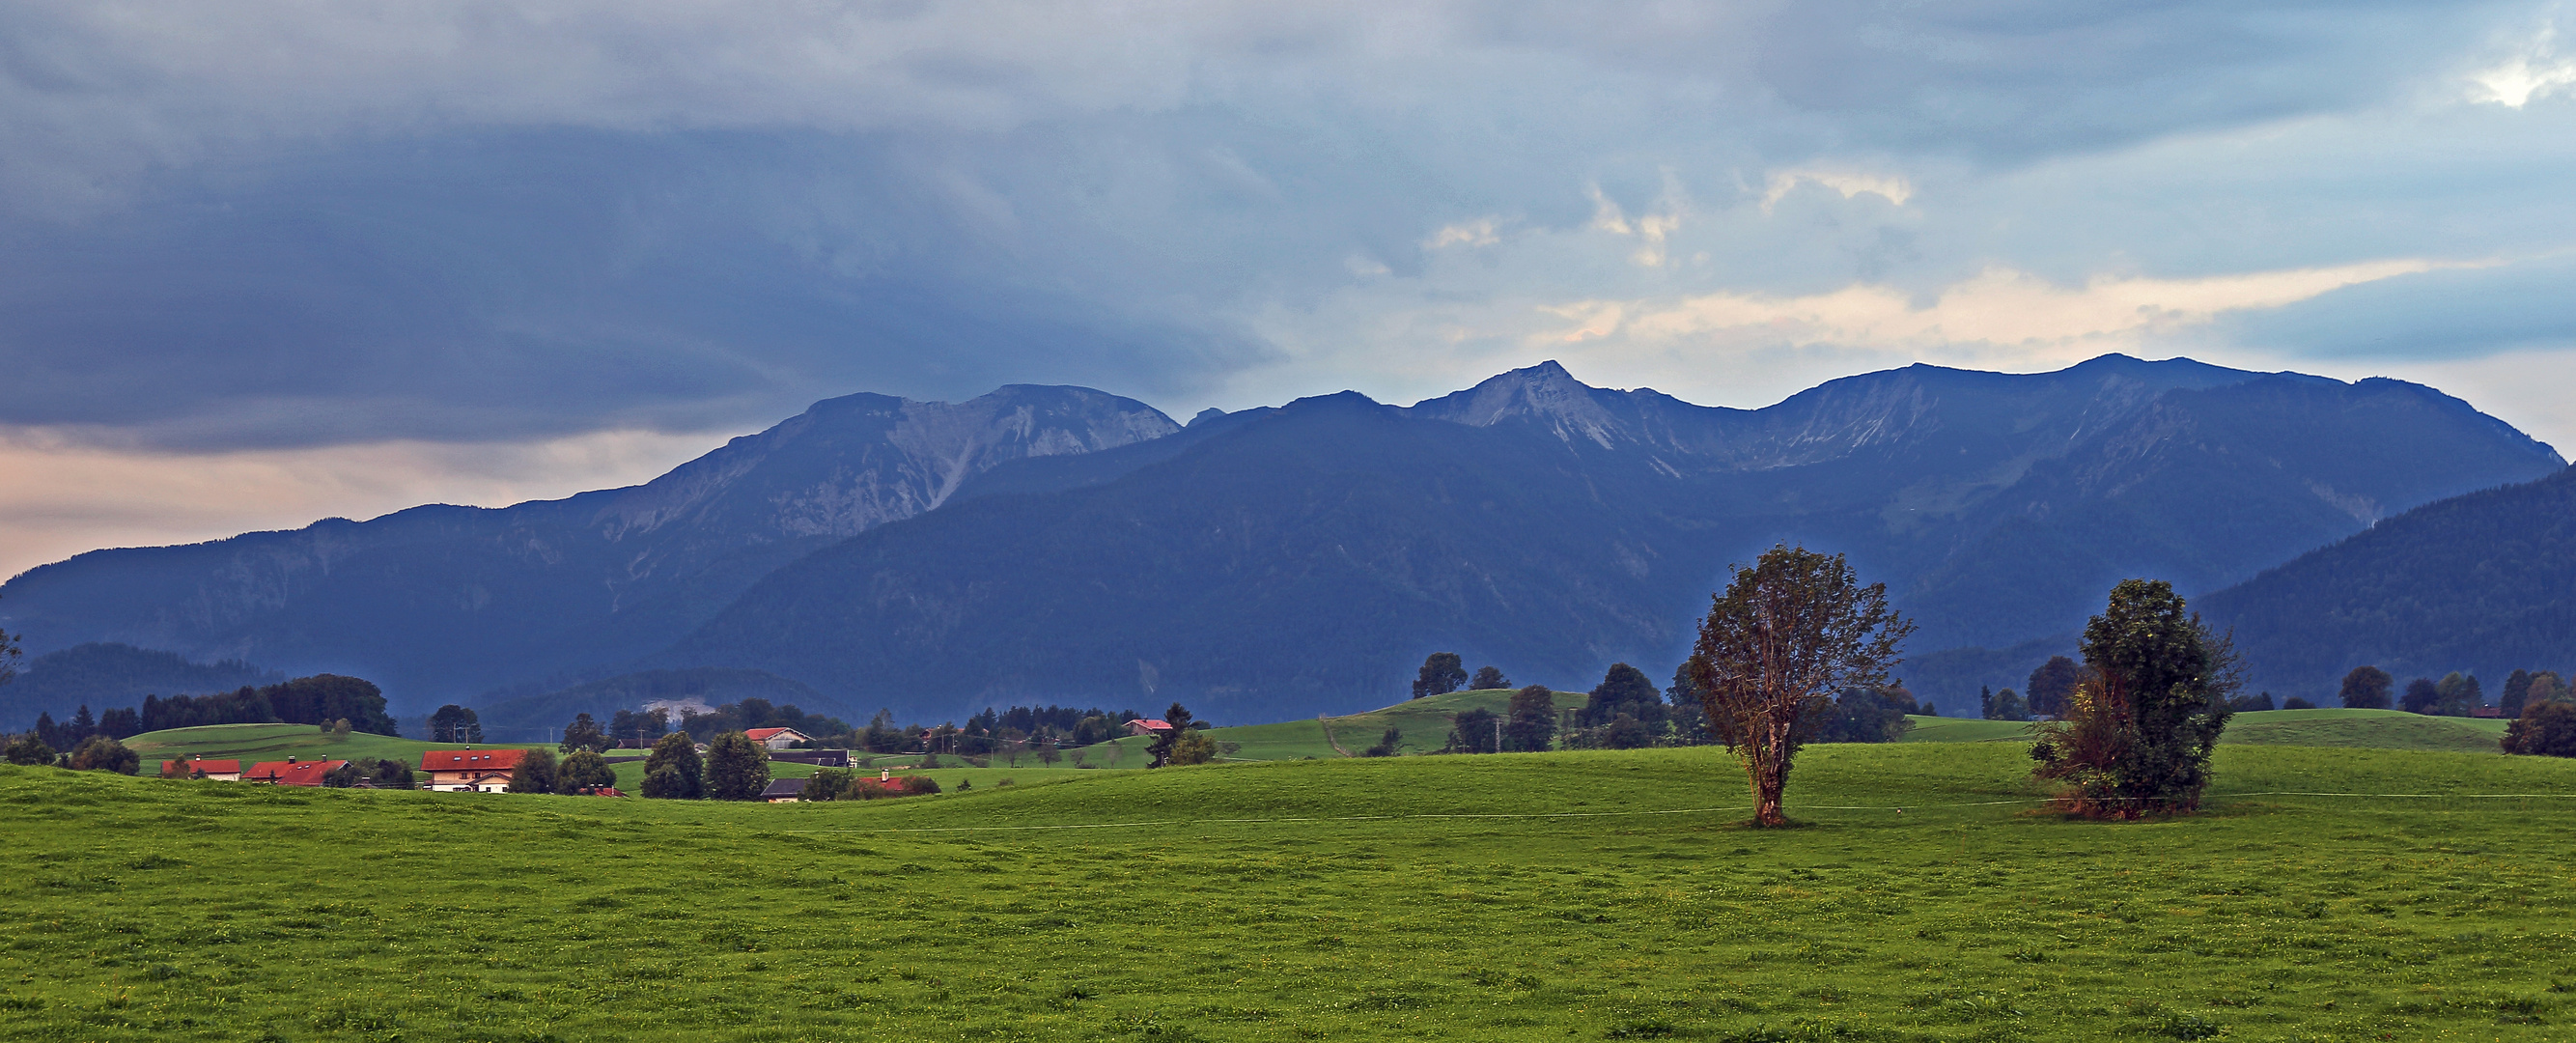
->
2 354 2562 727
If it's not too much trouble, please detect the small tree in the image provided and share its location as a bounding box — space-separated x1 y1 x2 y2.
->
2503 701 2576 757
1413 653 1468 699
641 731 703 799
803 768 855 801
67 734 140 775
1146 703 1197 768
2433 672 2482 717
2339 666 2394 709
556 749 616 793
160 756 193 779
507 747 560 794
1362 727 1402 757
371 758 415 789
1169 730 1218 766
6 733 57 766
1984 688 2031 721
560 713 612 753
704 730 772 800
1580 663 1667 731
2029 579 2238 819
321 761 367 788
1501 686 1558 752
1446 708 1500 753
1689 545 1913 827
1470 665 1509 691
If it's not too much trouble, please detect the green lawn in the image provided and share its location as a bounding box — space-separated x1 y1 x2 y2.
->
7 742 2574 1041
1897 708 2515 755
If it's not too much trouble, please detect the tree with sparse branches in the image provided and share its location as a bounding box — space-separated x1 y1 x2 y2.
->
2030 579 2239 819
1687 544 1913 828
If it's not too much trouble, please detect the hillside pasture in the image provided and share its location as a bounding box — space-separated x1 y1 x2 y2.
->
5 743 2574 1041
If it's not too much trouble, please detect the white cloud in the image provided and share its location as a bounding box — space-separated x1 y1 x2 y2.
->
1761 168 1915 211
0 426 733 581
2471 21 2576 107
1587 183 1685 268
1535 257 2466 365
1424 217 1502 249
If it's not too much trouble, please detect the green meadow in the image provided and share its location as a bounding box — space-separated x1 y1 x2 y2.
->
6 738 2574 1042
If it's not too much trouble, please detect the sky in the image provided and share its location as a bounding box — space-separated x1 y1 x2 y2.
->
6 1 2576 579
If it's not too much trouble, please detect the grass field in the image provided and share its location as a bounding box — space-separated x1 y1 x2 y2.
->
1898 708 2515 755
7 741 2574 1042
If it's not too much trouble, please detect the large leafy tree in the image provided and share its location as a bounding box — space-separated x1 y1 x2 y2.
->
429 704 483 744
641 731 703 799
2025 656 2083 718
1501 686 1558 752
1687 545 1912 827
1578 663 1666 730
2338 666 2394 710
556 749 617 793
703 731 772 800
2030 579 2239 819
559 713 612 753
506 747 560 794
1412 653 1468 699
1470 665 1510 691
1445 708 1500 753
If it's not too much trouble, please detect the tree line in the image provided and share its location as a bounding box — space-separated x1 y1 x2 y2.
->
14 673 398 753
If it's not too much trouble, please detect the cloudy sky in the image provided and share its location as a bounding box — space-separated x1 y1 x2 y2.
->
6 1 2576 578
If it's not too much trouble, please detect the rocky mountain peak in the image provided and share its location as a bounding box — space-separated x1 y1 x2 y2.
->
1407 360 1637 448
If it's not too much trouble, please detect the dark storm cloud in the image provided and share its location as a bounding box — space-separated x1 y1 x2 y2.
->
0 1 2566 449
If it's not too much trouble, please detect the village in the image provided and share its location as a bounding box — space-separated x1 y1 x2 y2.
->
145 718 1190 802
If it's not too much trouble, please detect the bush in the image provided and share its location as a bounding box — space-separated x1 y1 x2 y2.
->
898 775 941 796
6 734 57 766
1361 727 1402 757
2282 696 2317 710
2502 701 2576 757
66 735 139 775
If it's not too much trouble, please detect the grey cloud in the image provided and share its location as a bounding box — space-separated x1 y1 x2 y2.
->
0 1 2568 451
2209 255 2576 360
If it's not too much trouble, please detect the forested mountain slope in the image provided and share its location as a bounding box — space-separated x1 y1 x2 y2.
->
2199 465 2576 700
0 386 1179 711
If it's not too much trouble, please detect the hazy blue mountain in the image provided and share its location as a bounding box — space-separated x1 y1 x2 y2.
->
5 354 2559 724
0 642 283 729
2198 465 2576 701
0 386 1180 711
661 356 2563 722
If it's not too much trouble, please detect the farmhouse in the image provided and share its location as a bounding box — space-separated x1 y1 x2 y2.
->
761 777 809 803
162 758 244 781
743 727 810 750
420 748 526 792
1124 719 1173 738
244 759 346 786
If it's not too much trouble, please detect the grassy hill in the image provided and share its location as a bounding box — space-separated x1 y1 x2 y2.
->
123 723 447 771
1896 708 2513 754
5 743 2574 1041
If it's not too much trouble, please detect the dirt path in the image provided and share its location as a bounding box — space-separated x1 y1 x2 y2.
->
1318 715 1353 757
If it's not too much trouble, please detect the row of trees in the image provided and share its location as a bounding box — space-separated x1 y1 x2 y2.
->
20 674 398 750
2335 664 2574 718
1421 659 1918 758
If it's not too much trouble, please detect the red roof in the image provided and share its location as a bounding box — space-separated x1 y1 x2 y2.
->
1126 719 1174 731
243 760 347 786
744 727 806 742
161 759 241 775
420 749 528 772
